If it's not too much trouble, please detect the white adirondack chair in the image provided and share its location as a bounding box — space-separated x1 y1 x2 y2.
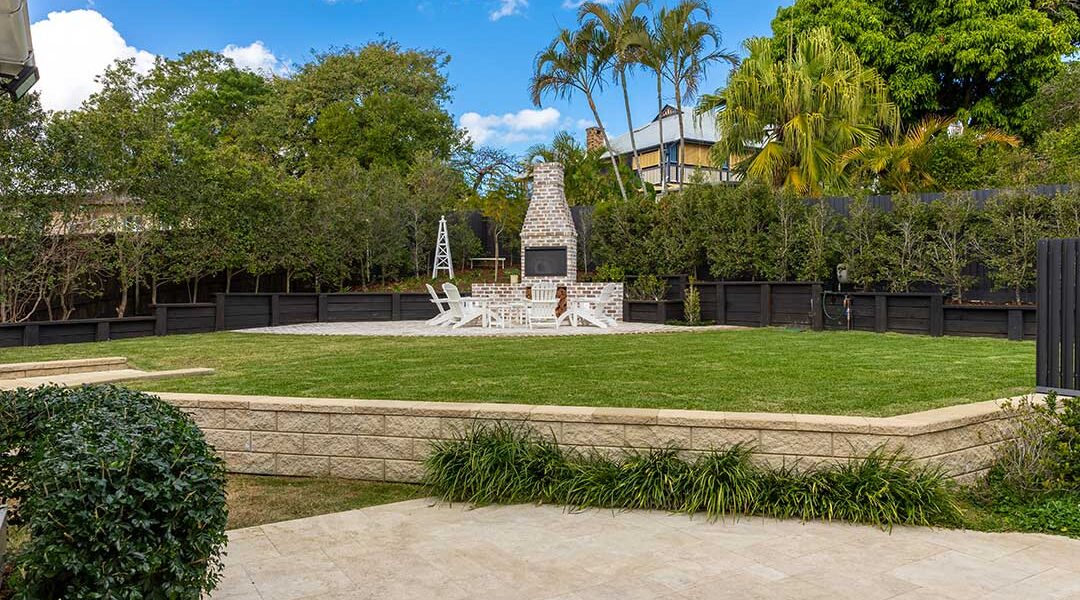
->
425 284 454 326
442 283 493 329
527 282 560 329
559 283 617 328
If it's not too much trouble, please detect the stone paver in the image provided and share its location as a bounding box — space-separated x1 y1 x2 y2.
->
236 321 742 337
212 500 1080 600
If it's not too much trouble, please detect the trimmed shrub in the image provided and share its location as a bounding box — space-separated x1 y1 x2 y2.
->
627 275 667 301
425 424 959 529
0 385 228 599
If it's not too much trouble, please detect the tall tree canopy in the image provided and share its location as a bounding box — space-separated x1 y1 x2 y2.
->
702 27 899 197
771 0 1080 135
244 41 464 174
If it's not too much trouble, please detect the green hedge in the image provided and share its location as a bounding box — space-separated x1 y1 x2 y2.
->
425 424 960 529
0 385 228 599
592 184 1078 302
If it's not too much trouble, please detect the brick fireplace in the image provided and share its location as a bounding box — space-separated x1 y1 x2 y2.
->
473 161 623 322
520 162 577 283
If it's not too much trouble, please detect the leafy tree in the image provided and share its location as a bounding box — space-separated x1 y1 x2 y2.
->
843 198 886 290
592 196 662 274
245 41 463 174
799 199 839 282
1026 61 1080 137
923 128 1023 191
475 178 528 280
531 27 629 201
765 191 806 281
924 193 982 301
526 132 626 206
703 185 773 280
702 27 899 197
878 196 931 292
772 0 1080 134
982 192 1051 303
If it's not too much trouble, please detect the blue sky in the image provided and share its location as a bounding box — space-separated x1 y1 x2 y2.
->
27 0 788 153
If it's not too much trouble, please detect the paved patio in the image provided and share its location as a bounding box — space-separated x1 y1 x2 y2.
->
213 499 1080 600
236 321 742 337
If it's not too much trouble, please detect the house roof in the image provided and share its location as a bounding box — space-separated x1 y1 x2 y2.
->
604 105 721 157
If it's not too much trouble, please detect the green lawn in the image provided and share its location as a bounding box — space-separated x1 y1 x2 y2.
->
226 475 420 529
0 328 1035 416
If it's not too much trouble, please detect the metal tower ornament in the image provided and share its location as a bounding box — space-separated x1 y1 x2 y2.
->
431 215 454 279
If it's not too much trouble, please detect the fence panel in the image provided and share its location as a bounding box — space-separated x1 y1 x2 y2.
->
1037 239 1080 395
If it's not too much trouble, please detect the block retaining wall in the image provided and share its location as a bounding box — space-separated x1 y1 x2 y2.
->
161 393 1033 485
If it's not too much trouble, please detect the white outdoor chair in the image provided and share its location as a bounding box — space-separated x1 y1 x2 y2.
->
425 284 454 326
527 282 560 329
442 283 499 329
559 283 617 328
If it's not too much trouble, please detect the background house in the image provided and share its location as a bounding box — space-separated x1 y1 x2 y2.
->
592 105 737 190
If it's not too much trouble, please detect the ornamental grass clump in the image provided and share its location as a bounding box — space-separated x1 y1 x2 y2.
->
0 385 228 599
424 423 567 504
683 445 763 519
426 425 961 529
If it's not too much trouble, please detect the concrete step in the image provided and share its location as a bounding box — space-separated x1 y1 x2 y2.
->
0 367 214 390
0 357 129 380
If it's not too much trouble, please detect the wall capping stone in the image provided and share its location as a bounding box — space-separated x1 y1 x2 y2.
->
160 392 1040 484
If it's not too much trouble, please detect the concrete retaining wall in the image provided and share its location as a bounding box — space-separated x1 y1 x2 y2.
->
161 392 1032 484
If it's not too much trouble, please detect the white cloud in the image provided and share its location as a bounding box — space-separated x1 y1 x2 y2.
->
561 0 613 8
490 0 527 21
30 9 155 111
222 41 289 76
460 107 593 146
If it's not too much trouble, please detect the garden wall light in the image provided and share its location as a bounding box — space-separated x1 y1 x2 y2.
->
0 0 38 101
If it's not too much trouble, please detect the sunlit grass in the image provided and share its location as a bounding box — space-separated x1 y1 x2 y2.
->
0 327 1034 416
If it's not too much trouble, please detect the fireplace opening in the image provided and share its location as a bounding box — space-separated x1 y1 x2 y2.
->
524 247 568 277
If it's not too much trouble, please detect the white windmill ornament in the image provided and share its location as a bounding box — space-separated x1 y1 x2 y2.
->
431 215 454 279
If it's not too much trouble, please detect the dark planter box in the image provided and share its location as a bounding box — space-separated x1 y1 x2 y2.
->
625 300 684 324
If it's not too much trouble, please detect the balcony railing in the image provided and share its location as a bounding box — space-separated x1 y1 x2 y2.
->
638 164 737 187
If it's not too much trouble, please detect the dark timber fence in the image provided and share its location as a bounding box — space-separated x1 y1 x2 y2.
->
1036 239 1080 395
0 292 440 348
625 279 1034 340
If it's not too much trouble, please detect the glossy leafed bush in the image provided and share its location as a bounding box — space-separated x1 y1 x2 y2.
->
0 385 228 599
426 424 960 529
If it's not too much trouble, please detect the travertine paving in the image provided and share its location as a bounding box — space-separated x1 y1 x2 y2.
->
236 321 742 337
212 499 1080 600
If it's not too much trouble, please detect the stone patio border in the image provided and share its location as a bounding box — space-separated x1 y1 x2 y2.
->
161 391 1037 485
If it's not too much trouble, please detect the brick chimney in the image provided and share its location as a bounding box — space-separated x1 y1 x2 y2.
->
585 126 605 152
521 163 577 283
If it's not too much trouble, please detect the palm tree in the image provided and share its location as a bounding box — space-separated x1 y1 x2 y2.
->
654 1 737 186
639 26 672 193
578 0 651 180
530 27 628 202
700 27 900 197
841 117 1021 193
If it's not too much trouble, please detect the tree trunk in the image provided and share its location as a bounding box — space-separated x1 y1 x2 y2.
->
117 286 129 318
586 93 629 202
675 80 686 188
286 271 292 294
226 268 233 294
657 73 667 195
255 274 261 294
193 276 200 303
620 70 641 180
151 276 159 306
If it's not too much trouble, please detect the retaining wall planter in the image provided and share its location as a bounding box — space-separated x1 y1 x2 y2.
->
163 392 1032 485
